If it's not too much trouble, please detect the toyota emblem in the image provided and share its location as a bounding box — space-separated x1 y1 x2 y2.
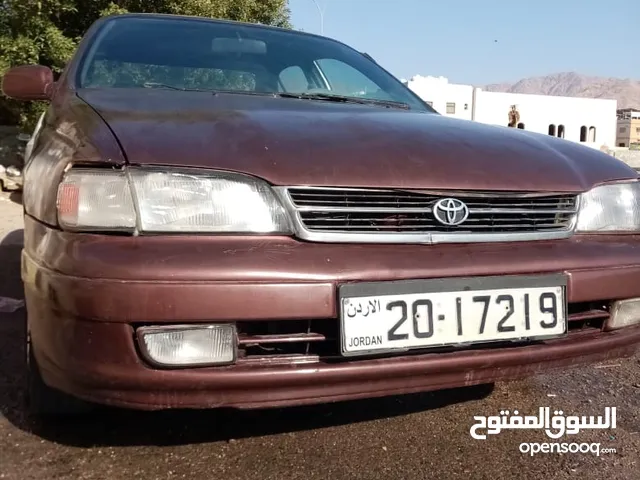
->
432 198 469 226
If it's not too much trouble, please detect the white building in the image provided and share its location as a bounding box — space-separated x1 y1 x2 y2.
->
404 75 475 121
405 75 617 150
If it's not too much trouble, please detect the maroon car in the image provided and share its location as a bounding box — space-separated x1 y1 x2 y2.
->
3 13 640 415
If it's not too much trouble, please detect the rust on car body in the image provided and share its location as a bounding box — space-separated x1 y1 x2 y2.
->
3 13 640 413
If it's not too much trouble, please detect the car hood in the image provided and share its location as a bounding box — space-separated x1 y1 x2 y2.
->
77 88 636 192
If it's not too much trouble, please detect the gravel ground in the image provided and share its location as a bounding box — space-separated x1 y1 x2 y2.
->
0 190 638 480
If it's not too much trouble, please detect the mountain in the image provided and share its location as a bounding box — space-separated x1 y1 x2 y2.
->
483 72 640 109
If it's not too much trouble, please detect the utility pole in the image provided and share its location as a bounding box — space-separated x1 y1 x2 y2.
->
310 0 325 35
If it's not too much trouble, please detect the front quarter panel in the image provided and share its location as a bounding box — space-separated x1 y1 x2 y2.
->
23 89 127 228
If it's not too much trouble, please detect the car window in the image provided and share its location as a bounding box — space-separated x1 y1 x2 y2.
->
78 16 432 111
85 60 257 91
315 58 391 100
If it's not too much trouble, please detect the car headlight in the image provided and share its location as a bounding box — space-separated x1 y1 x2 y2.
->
56 167 292 234
576 181 640 232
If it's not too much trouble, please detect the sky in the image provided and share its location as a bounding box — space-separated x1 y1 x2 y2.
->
289 0 637 85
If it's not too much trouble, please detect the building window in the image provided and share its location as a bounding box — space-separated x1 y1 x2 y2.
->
636 127 640 134
588 126 596 143
557 125 565 138
464 103 469 110
517 123 525 129
619 127 627 133
580 126 587 142
548 124 556 136
446 102 456 114
619 143 626 147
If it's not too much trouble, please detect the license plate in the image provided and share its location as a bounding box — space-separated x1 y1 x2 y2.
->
339 274 567 356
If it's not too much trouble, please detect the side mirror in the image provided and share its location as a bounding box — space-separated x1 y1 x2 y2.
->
1 65 55 101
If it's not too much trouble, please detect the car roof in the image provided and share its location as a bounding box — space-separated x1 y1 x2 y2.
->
103 13 338 45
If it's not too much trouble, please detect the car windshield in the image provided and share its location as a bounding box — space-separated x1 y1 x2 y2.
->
78 16 432 112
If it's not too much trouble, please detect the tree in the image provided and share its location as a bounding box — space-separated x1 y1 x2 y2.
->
0 0 291 131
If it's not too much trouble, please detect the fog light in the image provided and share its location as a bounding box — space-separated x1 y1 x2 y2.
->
605 298 640 331
138 324 236 367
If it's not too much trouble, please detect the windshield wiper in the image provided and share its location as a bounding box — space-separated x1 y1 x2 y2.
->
277 92 410 110
139 85 410 110
209 90 279 97
142 82 211 92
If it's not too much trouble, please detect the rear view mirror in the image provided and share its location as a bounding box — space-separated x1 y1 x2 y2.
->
1 65 55 101
212 37 267 55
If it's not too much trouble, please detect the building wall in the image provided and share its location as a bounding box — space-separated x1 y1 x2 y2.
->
611 148 640 168
474 90 617 149
617 119 632 146
632 120 640 147
405 75 473 120
616 118 640 147
405 75 617 149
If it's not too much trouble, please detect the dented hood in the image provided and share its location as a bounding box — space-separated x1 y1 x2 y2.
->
77 88 636 192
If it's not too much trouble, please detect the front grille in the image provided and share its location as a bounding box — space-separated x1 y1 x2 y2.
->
236 303 608 364
285 187 578 235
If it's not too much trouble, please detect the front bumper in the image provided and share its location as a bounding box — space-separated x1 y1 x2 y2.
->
24 312 640 410
22 216 640 409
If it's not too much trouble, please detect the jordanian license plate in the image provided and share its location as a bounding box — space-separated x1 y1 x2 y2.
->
339 275 567 356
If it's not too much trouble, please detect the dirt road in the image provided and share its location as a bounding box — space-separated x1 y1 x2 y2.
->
0 191 638 480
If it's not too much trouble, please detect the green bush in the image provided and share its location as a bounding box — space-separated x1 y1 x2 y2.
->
0 0 291 132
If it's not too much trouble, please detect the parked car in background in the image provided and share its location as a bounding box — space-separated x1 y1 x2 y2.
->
0 131 30 192
2 13 640 416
